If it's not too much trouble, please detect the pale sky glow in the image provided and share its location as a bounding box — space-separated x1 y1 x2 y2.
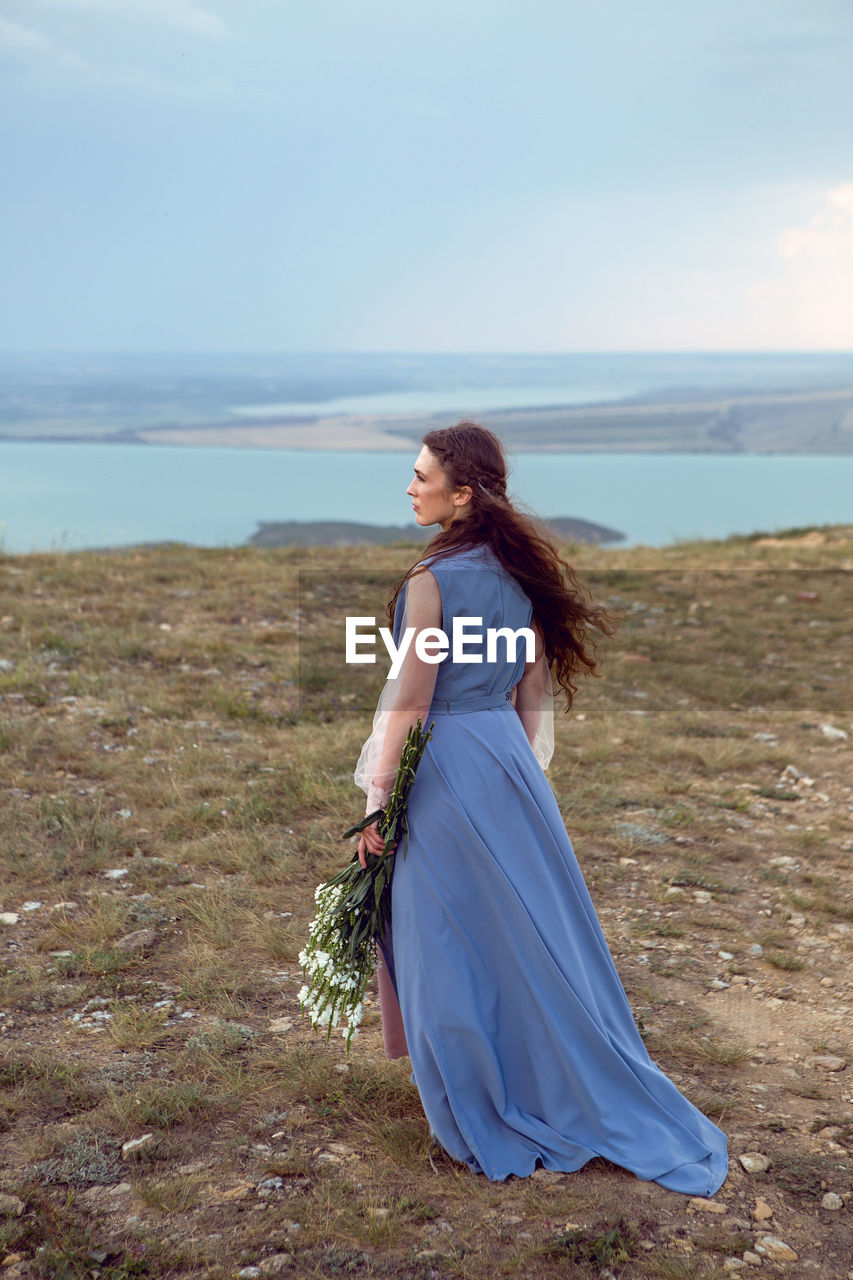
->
2 0 852 352
746 183 853 348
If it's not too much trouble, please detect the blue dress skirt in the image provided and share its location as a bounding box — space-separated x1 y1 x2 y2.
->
375 544 728 1195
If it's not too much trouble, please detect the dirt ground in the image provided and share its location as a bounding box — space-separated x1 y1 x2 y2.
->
1 530 851 1278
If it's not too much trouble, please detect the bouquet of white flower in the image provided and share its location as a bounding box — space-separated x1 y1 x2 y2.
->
298 718 433 1049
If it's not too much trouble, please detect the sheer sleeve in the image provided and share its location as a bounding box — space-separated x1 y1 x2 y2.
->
353 568 442 814
513 620 555 770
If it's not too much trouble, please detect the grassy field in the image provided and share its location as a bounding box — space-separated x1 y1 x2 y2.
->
1 527 852 1279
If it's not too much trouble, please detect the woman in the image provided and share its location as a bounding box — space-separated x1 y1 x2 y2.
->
354 422 728 1195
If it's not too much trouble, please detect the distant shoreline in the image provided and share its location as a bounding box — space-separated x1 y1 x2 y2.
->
3 384 853 454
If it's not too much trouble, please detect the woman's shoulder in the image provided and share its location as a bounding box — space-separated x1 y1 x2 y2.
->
420 542 499 572
417 545 520 612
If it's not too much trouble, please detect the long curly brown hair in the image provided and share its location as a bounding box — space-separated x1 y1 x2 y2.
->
387 421 615 712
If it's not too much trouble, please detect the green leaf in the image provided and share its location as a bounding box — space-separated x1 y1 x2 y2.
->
341 809 384 839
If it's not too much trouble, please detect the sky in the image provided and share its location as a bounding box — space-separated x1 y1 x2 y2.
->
2 0 853 353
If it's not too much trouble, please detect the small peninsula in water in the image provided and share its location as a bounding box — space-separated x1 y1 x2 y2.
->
249 516 626 547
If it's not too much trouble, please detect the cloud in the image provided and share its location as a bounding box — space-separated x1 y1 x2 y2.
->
29 0 226 39
746 183 853 348
777 182 853 260
2 2 230 95
0 16 84 67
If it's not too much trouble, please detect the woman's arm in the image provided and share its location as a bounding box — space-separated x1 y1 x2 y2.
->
358 568 442 865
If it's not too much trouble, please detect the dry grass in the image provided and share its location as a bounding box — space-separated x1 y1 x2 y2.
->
1 527 852 1277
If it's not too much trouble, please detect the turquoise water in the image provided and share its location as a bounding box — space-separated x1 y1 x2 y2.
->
1 442 851 552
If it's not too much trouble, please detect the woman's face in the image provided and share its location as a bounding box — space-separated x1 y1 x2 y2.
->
406 446 472 530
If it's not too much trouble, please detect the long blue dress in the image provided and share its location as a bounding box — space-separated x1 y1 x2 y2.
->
377 542 729 1195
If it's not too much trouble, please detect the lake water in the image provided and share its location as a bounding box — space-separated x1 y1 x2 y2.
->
2 442 851 553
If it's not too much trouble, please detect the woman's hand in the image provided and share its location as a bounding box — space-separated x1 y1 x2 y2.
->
357 821 397 870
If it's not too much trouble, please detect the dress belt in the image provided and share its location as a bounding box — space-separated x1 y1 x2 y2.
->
428 691 513 716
